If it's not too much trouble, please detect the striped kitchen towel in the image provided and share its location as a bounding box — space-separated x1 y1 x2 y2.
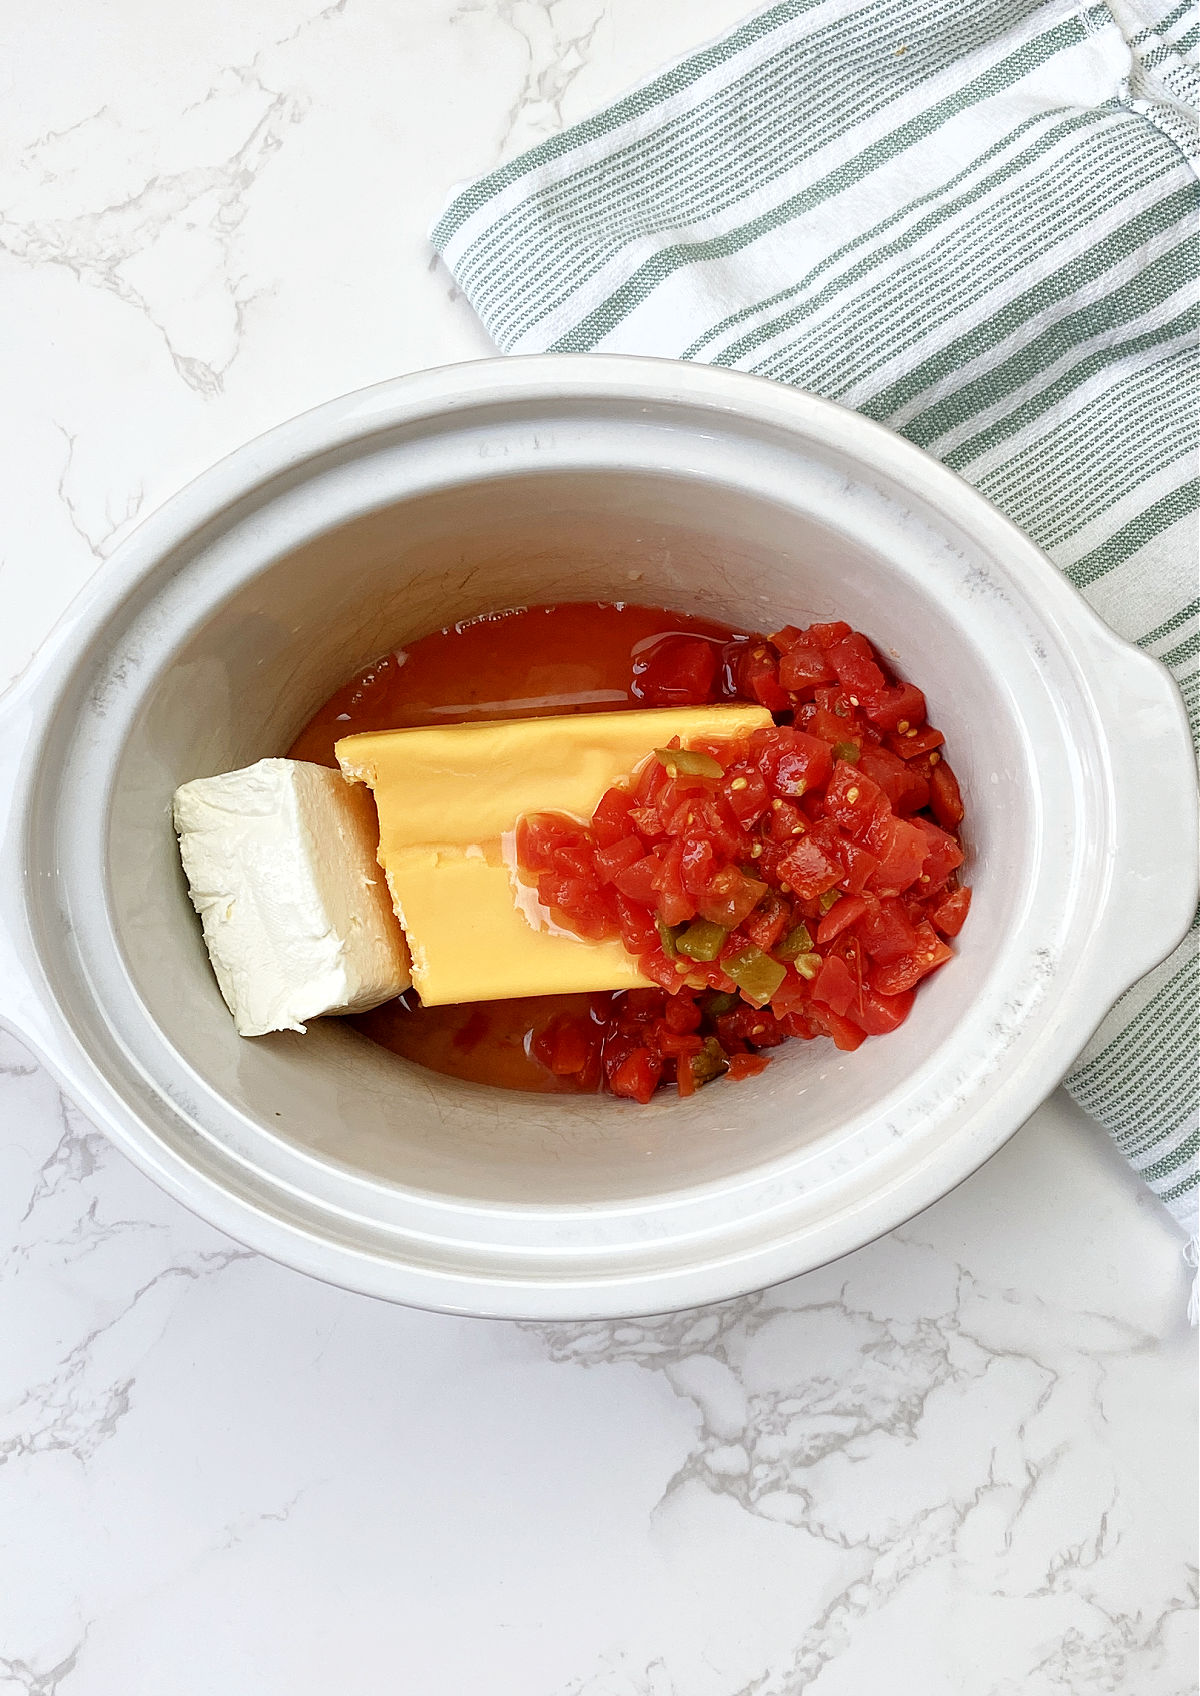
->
433 0 1200 1232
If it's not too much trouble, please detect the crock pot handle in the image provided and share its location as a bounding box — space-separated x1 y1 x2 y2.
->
0 657 66 1067
1086 627 1199 1000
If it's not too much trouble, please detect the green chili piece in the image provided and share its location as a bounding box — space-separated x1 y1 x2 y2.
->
690 1037 729 1087
832 741 861 764
818 889 842 913
656 917 681 958
654 746 724 779
774 921 815 961
676 919 728 962
723 945 787 1007
702 990 738 1017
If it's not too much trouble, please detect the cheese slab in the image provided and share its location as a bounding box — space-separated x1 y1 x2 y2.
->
336 706 772 1006
174 758 412 1036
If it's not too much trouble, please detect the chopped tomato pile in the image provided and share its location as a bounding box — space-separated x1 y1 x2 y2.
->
518 619 971 1102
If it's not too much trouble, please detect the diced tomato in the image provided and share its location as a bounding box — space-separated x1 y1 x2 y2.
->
595 834 645 882
722 764 770 823
809 1005 866 1051
535 869 569 910
854 803 891 858
699 734 746 771
628 804 663 839
639 949 684 990
632 751 668 806
867 816 930 894
633 636 718 706
908 816 964 889
929 760 965 830
766 971 809 1018
870 920 953 995
858 746 930 815
930 885 972 937
833 837 879 896
532 1013 600 1077
615 893 659 954
742 890 791 952
716 1006 786 1048
803 707 855 750
542 879 607 939
653 1027 705 1059
664 993 704 1033
855 895 920 963
807 620 853 648
816 895 868 944
515 812 570 873
812 953 856 1017
726 1052 771 1080
887 724 945 761
775 732 834 797
823 762 885 838
766 799 808 844
826 632 887 696
862 681 926 732
509 611 970 1101
845 985 915 1035
803 817 846 860
591 785 636 847
680 834 717 896
608 1047 663 1103
713 639 750 701
553 838 599 880
777 836 843 900
657 782 700 838
698 865 768 929
751 727 833 797
778 642 836 693
711 793 751 860
652 840 698 926
515 815 547 870
737 645 790 713
812 684 860 718
613 853 663 908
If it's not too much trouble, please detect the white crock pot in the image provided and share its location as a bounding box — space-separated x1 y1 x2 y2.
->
0 357 1194 1319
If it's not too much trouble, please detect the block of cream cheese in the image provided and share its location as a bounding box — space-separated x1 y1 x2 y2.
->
336 706 772 1006
173 758 411 1036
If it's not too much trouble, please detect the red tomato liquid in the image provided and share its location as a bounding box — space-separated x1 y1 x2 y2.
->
288 603 752 1092
289 602 749 765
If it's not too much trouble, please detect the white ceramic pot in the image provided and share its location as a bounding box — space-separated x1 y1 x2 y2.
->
0 357 1194 1319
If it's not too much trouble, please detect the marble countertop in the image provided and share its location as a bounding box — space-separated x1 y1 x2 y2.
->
1 3 1195 1691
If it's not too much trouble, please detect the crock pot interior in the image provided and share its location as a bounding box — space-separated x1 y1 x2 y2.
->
101 462 1032 1207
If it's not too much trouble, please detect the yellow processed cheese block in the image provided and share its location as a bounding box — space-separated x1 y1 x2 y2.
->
335 705 773 1006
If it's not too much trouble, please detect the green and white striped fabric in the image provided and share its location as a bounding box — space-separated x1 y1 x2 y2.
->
433 0 1200 1230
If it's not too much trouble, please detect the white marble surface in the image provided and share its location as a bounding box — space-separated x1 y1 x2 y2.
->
0 3 1195 1691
